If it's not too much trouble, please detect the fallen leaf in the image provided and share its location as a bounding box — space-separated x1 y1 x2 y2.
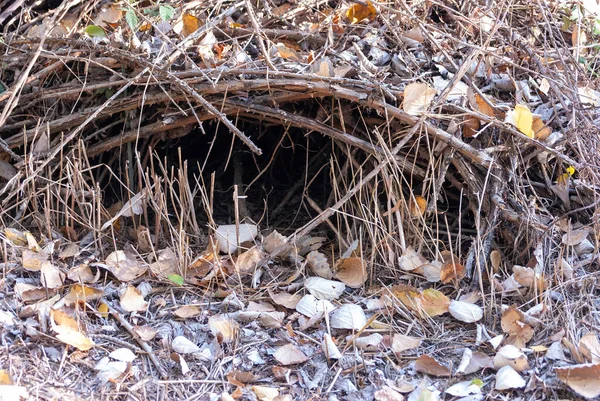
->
0 370 12 385
345 1 377 24
374 386 405 401
215 224 258 253
555 363 600 399
120 286 148 312
22 249 49 271
274 344 308 366
67 264 98 283
269 291 302 309
415 354 451 377
418 289 450 317
208 315 239 343
387 334 421 355
456 348 493 374
104 250 147 282
306 251 332 279
448 300 483 323
235 246 262 273
295 294 335 318
181 13 199 37
579 332 600 363
172 336 200 354
501 306 534 348
50 308 95 351
493 345 529 372
398 247 427 271
63 284 104 305
409 195 427 218
40 262 65 289
445 379 482 397
174 305 201 319
304 277 345 300
276 43 301 61
440 261 466 283
109 348 136 362
532 116 551 140
252 386 279 401
330 304 367 330
133 325 157 341
403 83 437 116
505 104 534 138
334 256 367 288
495 365 526 390
322 334 342 360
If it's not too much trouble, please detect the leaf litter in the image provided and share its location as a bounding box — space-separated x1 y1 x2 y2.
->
0 0 599 400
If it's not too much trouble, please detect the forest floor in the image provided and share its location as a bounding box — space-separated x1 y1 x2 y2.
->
1 0 600 400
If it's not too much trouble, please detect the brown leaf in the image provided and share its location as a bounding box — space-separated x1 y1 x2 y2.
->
274 344 308 365
440 261 466 283
414 354 451 377
64 284 104 305
501 306 533 348
50 309 95 351
334 256 367 288
555 363 600 399
174 305 201 319
345 1 377 24
120 286 148 312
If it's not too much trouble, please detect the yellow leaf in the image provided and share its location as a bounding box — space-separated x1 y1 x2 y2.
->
505 104 534 138
345 2 377 24
403 82 437 116
97 302 109 318
418 289 450 317
532 116 551 140
0 370 12 385
50 309 95 351
409 195 427 218
182 13 199 37
566 166 576 176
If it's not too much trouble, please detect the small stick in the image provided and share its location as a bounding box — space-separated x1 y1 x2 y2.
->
106 303 168 379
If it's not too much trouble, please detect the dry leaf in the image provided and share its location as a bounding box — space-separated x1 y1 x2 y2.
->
50 308 95 351
334 257 367 288
493 345 529 372
295 294 335 318
235 246 262 273
440 261 466 283
96 6 122 25
330 304 367 330
105 250 147 282
505 104 534 138
398 247 427 271
274 343 308 365
418 289 450 317
181 13 199 37
414 354 451 377
495 365 526 390
345 1 377 23
456 349 493 374
462 115 480 138
304 277 345 300
109 348 136 362
67 264 98 283
40 262 65 289
532 116 551 140
445 380 482 397
409 195 427 218
252 386 279 401
269 291 302 309
387 334 421 355
555 363 600 399
172 336 200 354
374 386 405 401
215 224 258 253
513 265 546 290
322 333 342 360
0 370 12 385
353 333 383 350
306 251 332 279
133 325 158 341
501 306 534 348
4 228 27 246
579 332 600 363
208 315 239 343
22 249 49 271
422 261 443 282
448 300 483 323
120 286 148 312
174 305 201 319
276 43 301 61
403 83 436 116
63 284 104 305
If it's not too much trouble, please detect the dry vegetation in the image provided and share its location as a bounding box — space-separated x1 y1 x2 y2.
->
0 0 600 400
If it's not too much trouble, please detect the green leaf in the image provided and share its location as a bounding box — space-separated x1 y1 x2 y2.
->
470 378 484 387
167 274 185 286
84 25 107 38
159 5 175 21
125 9 139 31
593 19 600 36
